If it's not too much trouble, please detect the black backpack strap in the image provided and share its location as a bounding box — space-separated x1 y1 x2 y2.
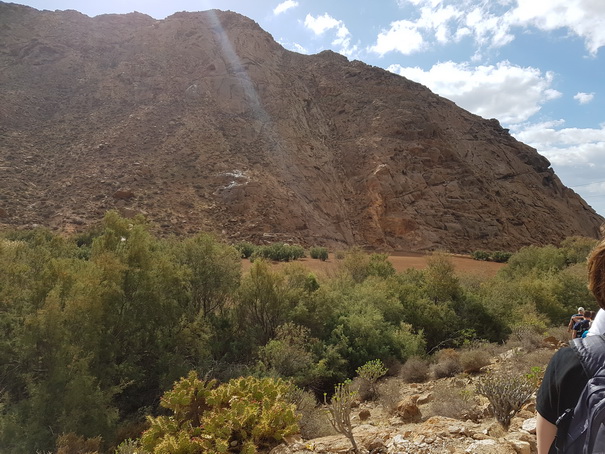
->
586 393 605 453
570 334 605 378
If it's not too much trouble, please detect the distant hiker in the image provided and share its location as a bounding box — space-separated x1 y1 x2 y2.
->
567 307 585 337
572 310 593 338
536 240 605 453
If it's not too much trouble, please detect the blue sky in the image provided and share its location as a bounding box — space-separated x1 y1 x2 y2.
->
15 0 605 217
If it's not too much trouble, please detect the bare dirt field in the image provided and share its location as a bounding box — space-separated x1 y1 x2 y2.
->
242 252 505 278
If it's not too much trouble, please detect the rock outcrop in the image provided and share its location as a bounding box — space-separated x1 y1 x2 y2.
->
0 3 602 251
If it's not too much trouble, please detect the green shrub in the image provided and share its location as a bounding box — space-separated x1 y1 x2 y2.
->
525 366 546 388
424 252 462 303
503 245 567 278
309 246 329 261
258 323 316 381
251 243 305 262
560 236 599 264
114 439 146 454
491 251 512 263
355 359 388 400
141 372 299 454
472 251 490 261
235 241 257 259
476 371 535 430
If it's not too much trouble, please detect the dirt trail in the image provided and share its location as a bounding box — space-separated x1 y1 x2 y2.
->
242 252 505 278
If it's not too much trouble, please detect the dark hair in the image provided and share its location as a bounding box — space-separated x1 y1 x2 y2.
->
585 310 594 319
588 241 605 308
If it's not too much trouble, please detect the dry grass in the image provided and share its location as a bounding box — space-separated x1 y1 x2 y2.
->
506 348 554 373
505 325 546 350
424 381 479 421
350 376 373 402
546 325 572 344
377 379 404 415
459 348 492 373
292 388 337 439
400 356 430 383
430 349 463 379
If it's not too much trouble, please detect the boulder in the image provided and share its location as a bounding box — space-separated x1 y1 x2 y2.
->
395 395 421 422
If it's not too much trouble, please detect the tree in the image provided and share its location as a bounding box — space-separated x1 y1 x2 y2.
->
235 260 298 346
423 252 462 303
177 233 241 318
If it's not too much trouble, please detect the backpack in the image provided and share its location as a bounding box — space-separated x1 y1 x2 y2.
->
573 319 591 338
552 334 605 453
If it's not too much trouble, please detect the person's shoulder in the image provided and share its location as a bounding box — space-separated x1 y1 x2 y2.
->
549 346 583 370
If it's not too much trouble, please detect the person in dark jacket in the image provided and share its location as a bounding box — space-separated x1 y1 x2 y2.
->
567 307 585 338
536 239 605 453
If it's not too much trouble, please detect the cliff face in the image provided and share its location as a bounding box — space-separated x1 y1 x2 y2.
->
0 2 602 252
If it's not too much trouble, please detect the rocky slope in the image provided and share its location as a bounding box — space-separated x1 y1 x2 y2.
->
0 2 602 252
274 341 553 454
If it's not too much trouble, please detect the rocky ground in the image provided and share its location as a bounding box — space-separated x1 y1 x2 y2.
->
272 342 562 454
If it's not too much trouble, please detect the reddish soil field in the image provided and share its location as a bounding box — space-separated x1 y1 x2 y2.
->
242 252 505 278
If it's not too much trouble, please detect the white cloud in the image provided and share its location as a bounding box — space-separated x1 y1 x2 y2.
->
418 4 462 44
399 0 442 6
511 121 605 212
510 0 605 55
304 13 358 57
370 2 513 57
386 0 605 57
273 0 298 15
304 13 341 35
464 6 515 48
509 121 605 215
369 20 425 55
574 92 595 104
291 42 309 54
388 61 561 124
513 121 605 154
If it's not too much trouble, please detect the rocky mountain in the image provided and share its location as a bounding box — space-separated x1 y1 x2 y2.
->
0 2 602 252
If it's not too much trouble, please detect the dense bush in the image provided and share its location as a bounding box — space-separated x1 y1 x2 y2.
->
251 243 306 262
309 246 329 261
257 323 318 385
471 250 512 262
234 241 257 259
472 250 490 261
502 245 567 278
560 236 599 264
491 251 512 263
